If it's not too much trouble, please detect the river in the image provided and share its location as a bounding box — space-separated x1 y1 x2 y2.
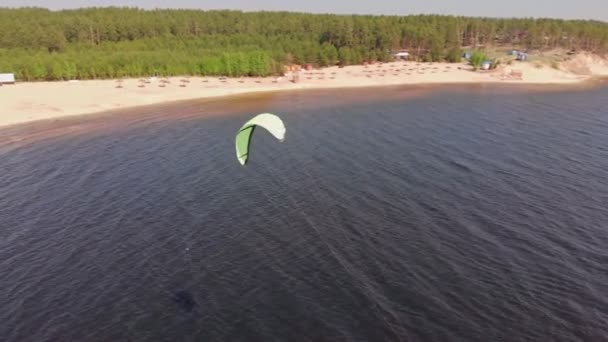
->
1 83 608 341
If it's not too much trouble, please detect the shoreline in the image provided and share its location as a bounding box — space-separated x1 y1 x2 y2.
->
1 55 607 129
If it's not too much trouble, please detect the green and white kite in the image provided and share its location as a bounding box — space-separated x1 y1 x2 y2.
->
235 113 286 166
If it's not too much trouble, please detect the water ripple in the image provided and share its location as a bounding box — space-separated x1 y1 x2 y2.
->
2 85 608 341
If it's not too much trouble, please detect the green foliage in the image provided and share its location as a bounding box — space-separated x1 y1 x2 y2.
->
469 51 488 70
446 47 462 63
428 35 444 62
0 7 607 80
338 47 353 66
319 43 338 67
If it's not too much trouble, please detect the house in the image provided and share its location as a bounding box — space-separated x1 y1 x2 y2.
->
481 61 493 70
463 52 472 60
516 52 528 61
392 51 410 60
0 73 15 85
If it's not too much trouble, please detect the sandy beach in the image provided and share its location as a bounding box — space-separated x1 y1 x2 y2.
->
1 53 607 128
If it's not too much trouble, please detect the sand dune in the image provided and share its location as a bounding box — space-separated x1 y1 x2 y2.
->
1 54 607 128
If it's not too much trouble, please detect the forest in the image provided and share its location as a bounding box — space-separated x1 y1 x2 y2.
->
0 7 607 80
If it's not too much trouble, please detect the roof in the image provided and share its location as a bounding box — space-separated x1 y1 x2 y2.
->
393 52 409 56
0 73 15 83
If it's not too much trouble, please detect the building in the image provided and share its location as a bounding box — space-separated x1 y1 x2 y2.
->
516 52 528 61
392 51 410 60
0 73 15 85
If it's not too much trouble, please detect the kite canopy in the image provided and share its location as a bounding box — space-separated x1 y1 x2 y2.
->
235 113 286 165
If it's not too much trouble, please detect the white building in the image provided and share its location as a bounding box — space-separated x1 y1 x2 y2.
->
393 51 410 60
0 73 16 85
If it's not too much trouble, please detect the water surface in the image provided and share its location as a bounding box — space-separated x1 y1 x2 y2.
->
2 84 608 341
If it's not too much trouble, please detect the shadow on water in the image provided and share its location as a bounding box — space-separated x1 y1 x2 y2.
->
172 290 198 313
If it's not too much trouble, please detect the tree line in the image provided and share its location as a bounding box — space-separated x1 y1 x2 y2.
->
0 7 607 81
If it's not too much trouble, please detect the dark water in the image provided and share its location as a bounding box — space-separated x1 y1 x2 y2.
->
2 83 608 342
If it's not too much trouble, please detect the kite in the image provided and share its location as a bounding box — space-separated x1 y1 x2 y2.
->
235 113 286 165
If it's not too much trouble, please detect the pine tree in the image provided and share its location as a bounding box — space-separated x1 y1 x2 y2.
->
0 7 606 81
